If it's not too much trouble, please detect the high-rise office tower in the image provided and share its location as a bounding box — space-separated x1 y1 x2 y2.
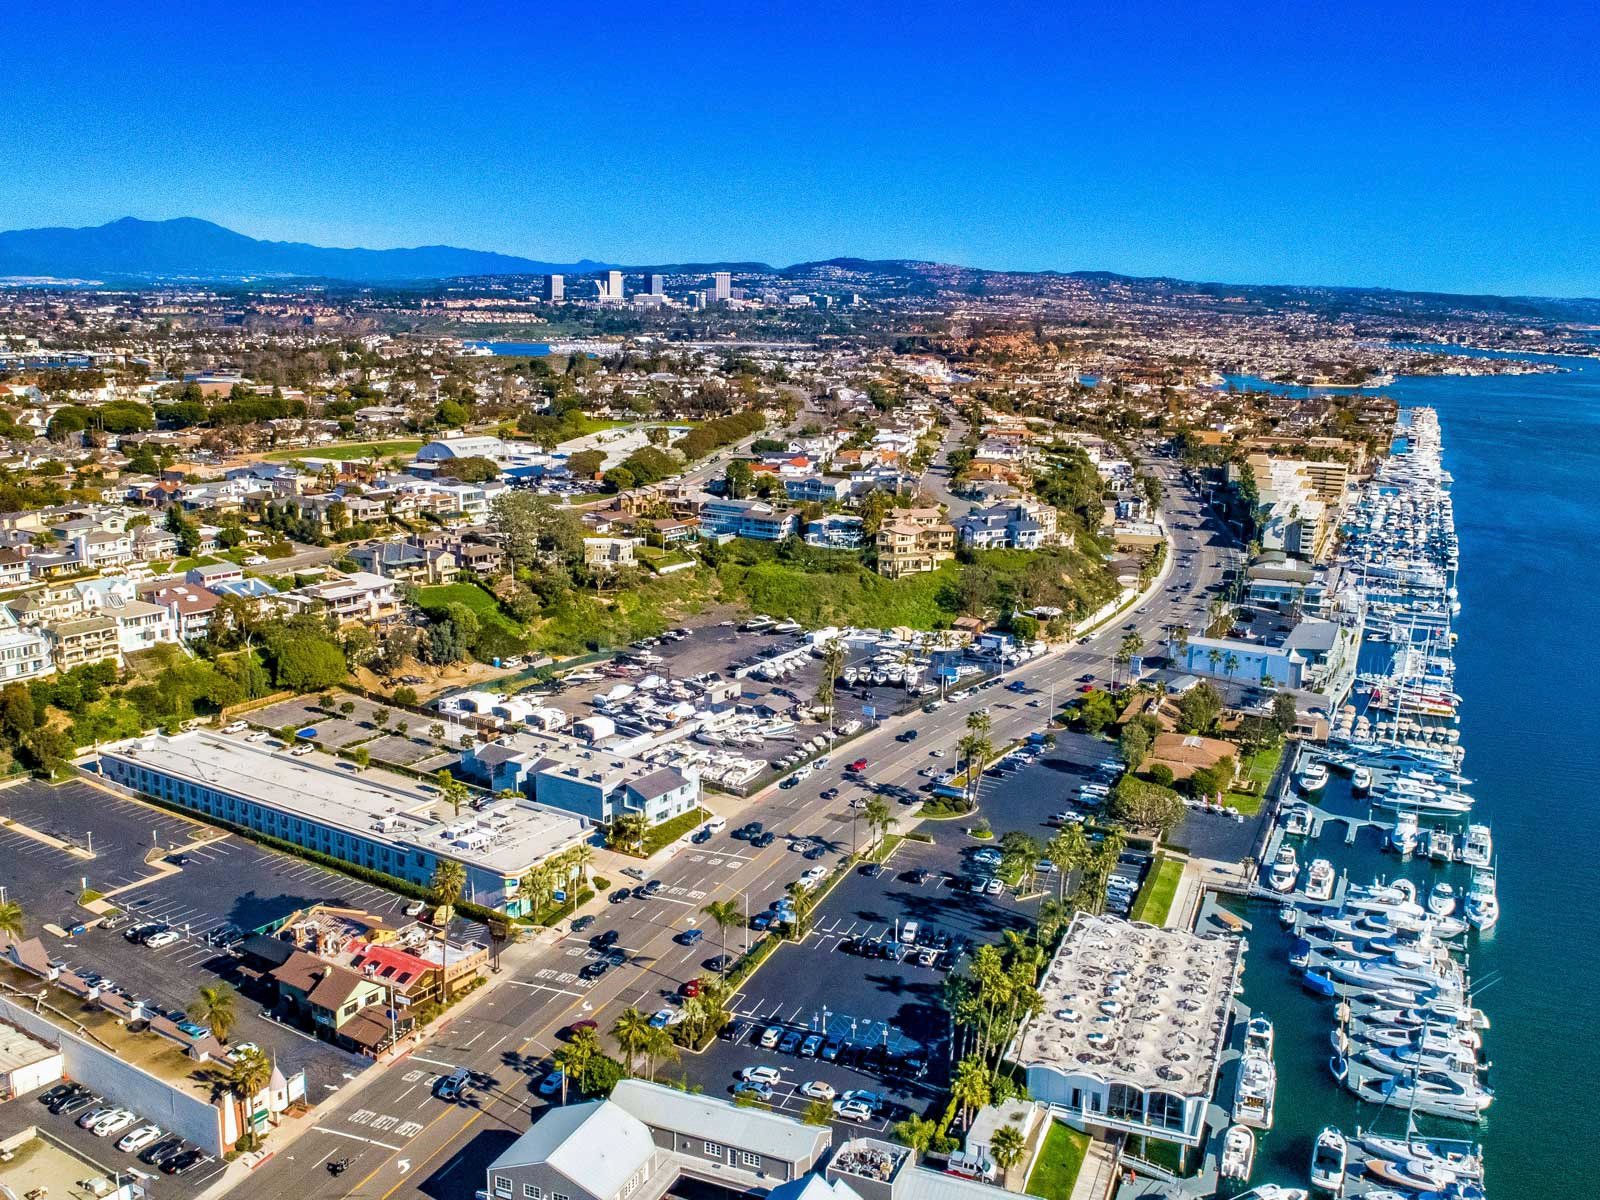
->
606 270 624 301
543 274 564 302
649 273 665 296
711 271 732 302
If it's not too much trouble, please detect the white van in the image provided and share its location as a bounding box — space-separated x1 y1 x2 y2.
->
900 921 920 945
703 816 727 835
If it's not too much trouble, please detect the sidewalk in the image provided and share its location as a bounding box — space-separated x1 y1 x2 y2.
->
1068 1135 1120 1200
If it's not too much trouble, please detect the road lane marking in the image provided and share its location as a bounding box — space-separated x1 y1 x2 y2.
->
315 1126 403 1150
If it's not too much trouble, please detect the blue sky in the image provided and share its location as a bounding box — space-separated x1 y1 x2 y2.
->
3 1 1598 296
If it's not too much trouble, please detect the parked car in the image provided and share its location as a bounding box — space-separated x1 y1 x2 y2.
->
163 1149 207 1175
77 1105 115 1129
222 721 248 734
141 1137 186 1167
778 1030 803 1054
570 915 595 933
800 1080 836 1100
94 1110 138 1138
732 1081 774 1102
56 1093 98 1117
800 1034 824 1057
759 1025 783 1049
832 1098 874 1123
740 1065 782 1085
117 1123 164 1153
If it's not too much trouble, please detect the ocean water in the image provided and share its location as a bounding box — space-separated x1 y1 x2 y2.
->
1220 352 1600 1198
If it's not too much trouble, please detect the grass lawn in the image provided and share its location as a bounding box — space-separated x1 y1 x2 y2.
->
637 807 710 857
1026 1122 1091 1200
415 582 526 639
265 439 423 463
1226 742 1286 816
1129 853 1184 926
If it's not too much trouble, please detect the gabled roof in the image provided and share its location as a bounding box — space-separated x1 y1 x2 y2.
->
610 1078 829 1164
491 1099 656 1198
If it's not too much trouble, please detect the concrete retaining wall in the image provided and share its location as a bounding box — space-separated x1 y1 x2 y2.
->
0 996 223 1155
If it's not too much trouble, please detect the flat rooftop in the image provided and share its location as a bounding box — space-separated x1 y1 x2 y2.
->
97 731 586 877
0 1019 58 1071
1012 912 1243 1099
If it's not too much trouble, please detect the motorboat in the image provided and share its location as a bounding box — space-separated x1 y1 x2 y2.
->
1234 1185 1308 1200
1305 858 1336 902
1297 759 1330 793
1427 881 1457 917
1463 869 1498 931
1426 827 1455 862
1362 1155 1476 1193
1233 1050 1277 1129
1360 1040 1479 1078
1302 970 1337 997
1457 824 1491 868
1353 1129 1484 1183
1351 765 1373 795
1284 803 1315 836
1350 1069 1492 1122
1246 1015 1275 1058
1388 810 1419 855
1309 1126 1347 1194
1220 1123 1256 1181
1279 903 1300 928
1268 845 1300 894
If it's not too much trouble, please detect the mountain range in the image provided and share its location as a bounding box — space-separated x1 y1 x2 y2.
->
0 217 609 282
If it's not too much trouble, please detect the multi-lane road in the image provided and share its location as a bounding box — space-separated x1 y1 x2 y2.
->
228 459 1235 1200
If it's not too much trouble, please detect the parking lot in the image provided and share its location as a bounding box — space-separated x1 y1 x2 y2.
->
0 778 405 1095
248 693 473 774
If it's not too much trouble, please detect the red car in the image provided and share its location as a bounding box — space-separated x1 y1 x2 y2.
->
1078 683 1095 693
680 978 702 998
849 758 869 772
565 1019 599 1039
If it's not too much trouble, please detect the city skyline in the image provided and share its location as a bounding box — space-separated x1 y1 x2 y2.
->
2 1 1598 296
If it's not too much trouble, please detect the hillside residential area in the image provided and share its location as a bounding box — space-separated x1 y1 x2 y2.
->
0 264 1577 1200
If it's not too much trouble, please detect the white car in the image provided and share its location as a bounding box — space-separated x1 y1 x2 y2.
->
117 1123 163 1153
929 749 946 758
800 866 827 884
832 1098 875 1123
740 1065 782 1085
984 877 1005 896
144 929 181 949
222 721 248 734
93 1109 138 1138
289 743 314 757
246 730 270 742
244 555 269 566
973 848 1002 866
226 1042 260 1063
800 1080 836 1100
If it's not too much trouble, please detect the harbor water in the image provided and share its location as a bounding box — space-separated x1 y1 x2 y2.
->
1224 352 1600 1199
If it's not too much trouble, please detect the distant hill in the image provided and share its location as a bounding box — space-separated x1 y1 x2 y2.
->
0 217 609 282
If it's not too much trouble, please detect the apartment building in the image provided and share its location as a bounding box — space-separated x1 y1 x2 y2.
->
45 615 121 670
874 508 956 579
953 500 1064 550
698 499 799 542
0 607 52 682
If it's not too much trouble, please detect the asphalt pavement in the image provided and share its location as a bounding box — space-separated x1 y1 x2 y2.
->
222 458 1236 1200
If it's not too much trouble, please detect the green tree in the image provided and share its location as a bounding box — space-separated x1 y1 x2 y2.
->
435 769 469 817
553 1026 603 1103
430 859 467 916
862 796 893 853
724 459 754 499
894 1114 937 1160
1175 681 1223 735
952 1054 993 1125
700 899 743 962
802 1098 834 1126
0 900 24 940
611 1007 653 1076
193 983 237 1042
1271 691 1298 735
225 1046 273 1105
990 1123 1026 1175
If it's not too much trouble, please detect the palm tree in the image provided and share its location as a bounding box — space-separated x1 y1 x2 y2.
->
611 1008 652 1076
520 863 554 921
553 1026 601 1103
785 881 816 938
990 1123 1026 1177
701 899 743 962
815 640 846 733
951 1054 993 1126
1224 652 1240 682
568 842 596 888
1206 647 1223 677
862 796 893 853
0 900 24 940
642 1026 678 1081
224 1046 273 1121
431 860 467 917
193 983 237 1043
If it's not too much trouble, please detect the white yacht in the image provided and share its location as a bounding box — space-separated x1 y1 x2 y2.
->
1267 845 1300 893
1353 1129 1484 1184
1305 858 1336 902
1220 1124 1256 1181
1246 1015 1275 1058
1234 1186 1308 1200
1309 1126 1347 1194
1297 759 1330 793
1463 868 1499 931
1427 880 1457 917
1351 765 1373 795
1426 826 1455 861
1284 803 1315 836
1351 1069 1493 1122
1233 1050 1277 1129
1388 810 1419 855
1457 824 1492 867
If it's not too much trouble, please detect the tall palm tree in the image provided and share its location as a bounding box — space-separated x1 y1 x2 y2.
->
642 1026 678 1081
431 860 467 917
520 863 554 921
951 1054 993 1126
568 842 596 888
701 899 743 962
225 1047 272 1108
862 796 893 853
0 900 24 940
611 1007 652 1076
193 983 237 1043
553 1026 601 1102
